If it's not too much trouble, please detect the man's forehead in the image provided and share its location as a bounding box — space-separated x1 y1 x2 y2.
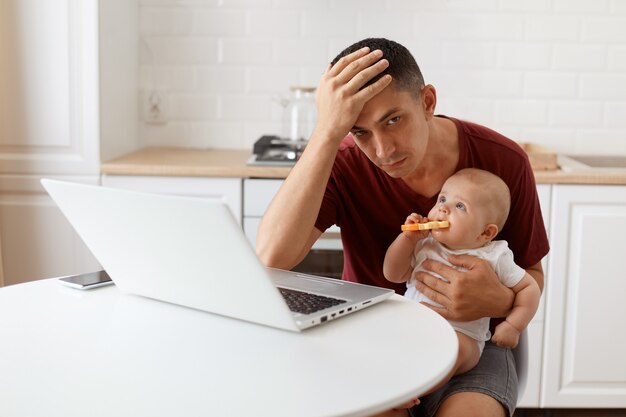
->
353 88 417 127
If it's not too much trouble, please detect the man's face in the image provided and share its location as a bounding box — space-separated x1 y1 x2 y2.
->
349 85 430 178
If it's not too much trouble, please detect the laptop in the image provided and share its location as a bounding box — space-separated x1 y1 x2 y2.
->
41 179 393 332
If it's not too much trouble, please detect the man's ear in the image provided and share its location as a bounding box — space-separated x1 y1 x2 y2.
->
482 224 499 241
421 84 437 120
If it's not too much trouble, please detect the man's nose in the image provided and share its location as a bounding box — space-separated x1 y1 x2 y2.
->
373 134 394 159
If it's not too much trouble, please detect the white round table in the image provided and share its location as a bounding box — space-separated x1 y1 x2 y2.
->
0 279 457 417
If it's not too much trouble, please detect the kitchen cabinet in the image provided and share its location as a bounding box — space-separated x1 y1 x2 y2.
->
0 0 99 285
243 178 283 248
243 179 342 250
0 0 139 284
518 184 551 407
101 175 243 225
0 190 102 286
541 184 626 407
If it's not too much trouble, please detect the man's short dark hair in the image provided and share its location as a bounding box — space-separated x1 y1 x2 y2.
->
330 38 425 98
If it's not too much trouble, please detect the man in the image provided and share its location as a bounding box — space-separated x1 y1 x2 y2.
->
257 38 548 417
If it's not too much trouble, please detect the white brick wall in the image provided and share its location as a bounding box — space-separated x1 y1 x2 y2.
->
139 0 626 155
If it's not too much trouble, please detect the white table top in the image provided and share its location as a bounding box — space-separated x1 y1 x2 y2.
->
0 279 457 417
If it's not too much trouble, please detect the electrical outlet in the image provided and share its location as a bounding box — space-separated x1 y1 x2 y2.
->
142 90 168 124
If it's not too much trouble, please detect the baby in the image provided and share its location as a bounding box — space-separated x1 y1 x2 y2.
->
384 168 541 385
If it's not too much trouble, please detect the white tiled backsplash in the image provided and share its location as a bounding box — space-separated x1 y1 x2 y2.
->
139 0 626 155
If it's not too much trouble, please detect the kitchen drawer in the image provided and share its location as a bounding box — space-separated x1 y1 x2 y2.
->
244 216 341 251
243 178 283 216
243 178 341 250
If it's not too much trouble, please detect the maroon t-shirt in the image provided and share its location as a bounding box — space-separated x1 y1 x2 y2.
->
315 116 550 295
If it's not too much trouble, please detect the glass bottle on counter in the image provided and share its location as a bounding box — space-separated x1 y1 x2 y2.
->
280 86 316 142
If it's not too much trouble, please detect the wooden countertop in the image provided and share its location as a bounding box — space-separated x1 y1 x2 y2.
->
101 147 291 179
101 147 626 185
534 169 626 185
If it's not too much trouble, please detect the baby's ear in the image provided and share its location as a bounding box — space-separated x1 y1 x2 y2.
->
482 224 499 241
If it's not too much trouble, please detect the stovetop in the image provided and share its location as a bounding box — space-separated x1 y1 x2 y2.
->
247 135 307 166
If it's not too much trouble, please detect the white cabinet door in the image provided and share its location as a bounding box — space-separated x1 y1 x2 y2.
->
0 0 104 285
0 0 138 285
243 179 283 217
518 184 551 407
541 184 626 407
0 181 102 286
102 175 243 225
535 184 551 322
243 179 341 250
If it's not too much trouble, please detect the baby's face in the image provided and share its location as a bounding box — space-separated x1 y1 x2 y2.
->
427 175 491 250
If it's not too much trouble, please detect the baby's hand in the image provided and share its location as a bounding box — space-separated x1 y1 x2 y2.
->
403 213 430 241
491 320 520 348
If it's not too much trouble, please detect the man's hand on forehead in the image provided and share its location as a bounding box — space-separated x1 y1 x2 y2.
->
315 48 392 141
330 48 384 83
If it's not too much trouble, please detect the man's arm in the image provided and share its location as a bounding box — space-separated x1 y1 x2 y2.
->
413 257 544 322
256 47 392 269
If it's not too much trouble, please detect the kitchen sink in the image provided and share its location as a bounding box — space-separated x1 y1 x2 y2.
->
558 154 626 171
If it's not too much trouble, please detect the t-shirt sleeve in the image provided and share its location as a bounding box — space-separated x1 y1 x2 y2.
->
314 170 340 233
500 155 550 268
495 246 527 288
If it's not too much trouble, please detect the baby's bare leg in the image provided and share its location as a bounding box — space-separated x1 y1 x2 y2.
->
421 331 482 397
455 331 482 375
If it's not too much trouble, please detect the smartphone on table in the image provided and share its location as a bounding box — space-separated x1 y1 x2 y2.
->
58 270 114 290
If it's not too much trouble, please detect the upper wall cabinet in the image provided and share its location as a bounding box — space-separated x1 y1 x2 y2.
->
542 184 626 407
0 0 100 176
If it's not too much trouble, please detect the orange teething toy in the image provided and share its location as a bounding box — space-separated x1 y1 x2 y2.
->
401 220 449 231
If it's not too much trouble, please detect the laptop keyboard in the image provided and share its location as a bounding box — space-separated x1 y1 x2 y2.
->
278 287 346 314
